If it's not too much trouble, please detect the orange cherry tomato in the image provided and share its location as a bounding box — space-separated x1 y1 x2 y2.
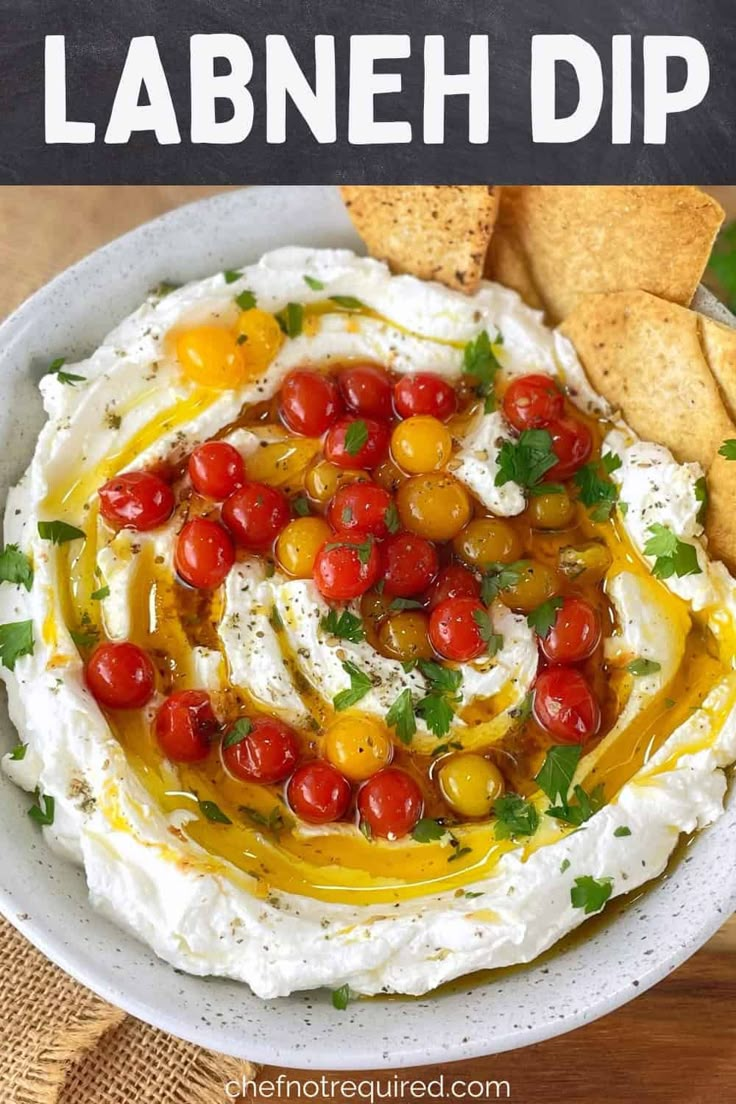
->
326 482 394 537
222 716 299 783
188 441 245 500
222 482 290 551
155 690 218 763
175 518 235 590
324 416 390 470
533 667 600 744
357 768 424 839
539 597 601 664
85 641 155 710
98 471 174 531
394 373 457 420
502 373 564 430
313 531 381 600
279 370 343 436
287 759 352 824
429 596 487 662
339 363 393 420
382 533 439 597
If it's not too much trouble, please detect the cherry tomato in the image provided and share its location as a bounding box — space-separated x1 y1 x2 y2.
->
279 370 342 436
222 482 290 550
429 596 487 662
188 441 245 500
533 667 600 744
357 768 424 839
222 715 299 783
327 482 394 537
85 641 155 710
313 531 381 600
324 416 390 470
155 690 218 763
546 417 593 480
394 373 457 420
502 374 564 430
540 597 601 664
175 518 235 590
382 533 439 597
98 471 174 531
339 363 393 419
287 759 352 824
426 563 480 610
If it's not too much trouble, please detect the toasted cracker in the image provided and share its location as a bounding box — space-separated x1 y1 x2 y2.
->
486 186 723 323
560 290 734 472
341 186 499 294
699 315 736 424
705 451 736 569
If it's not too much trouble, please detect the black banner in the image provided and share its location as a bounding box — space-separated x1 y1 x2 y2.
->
0 0 734 183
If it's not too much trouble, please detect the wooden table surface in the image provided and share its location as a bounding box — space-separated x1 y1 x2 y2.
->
1 185 735 1103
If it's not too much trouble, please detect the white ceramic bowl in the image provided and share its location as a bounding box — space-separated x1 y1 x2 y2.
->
1 186 735 1070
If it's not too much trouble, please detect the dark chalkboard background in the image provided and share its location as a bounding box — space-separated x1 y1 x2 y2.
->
0 0 734 183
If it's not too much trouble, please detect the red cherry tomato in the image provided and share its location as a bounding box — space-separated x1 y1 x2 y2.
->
85 642 155 710
324 416 390 470
287 759 352 824
357 768 424 839
175 518 235 589
327 483 394 537
222 482 290 551
533 667 601 744
339 363 393 420
188 441 245 500
426 563 480 610
428 596 487 662
382 533 439 597
279 370 343 436
394 373 457 420
546 417 593 480
539 597 601 664
502 374 564 431
155 690 218 763
222 716 299 783
98 471 174 531
313 531 381 600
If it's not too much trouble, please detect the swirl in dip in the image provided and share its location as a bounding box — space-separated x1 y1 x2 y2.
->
2 247 736 999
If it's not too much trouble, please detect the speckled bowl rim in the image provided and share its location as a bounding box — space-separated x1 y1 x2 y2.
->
0 185 735 1070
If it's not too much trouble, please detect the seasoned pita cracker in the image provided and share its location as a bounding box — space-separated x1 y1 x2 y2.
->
341 185 498 293
486 186 723 323
560 290 734 472
705 450 736 569
699 315 736 423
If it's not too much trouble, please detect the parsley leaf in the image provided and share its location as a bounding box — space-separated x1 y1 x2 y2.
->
560 858 571 873
223 718 253 749
416 693 455 737
331 984 351 1010
389 597 423 611
10 742 27 760
411 817 446 843
303 274 325 291
48 356 85 386
548 783 605 828
463 331 502 412
626 657 662 677
386 688 416 744
480 560 529 603
28 793 55 827
199 800 232 825
320 609 365 644
0 621 34 670
384 501 400 534
344 419 368 456
292 493 311 518
570 875 613 914
37 520 85 545
614 825 632 838
239 804 293 835
495 430 557 491
417 660 462 696
494 793 539 840
0 545 33 591
719 439 736 460
330 295 364 310
535 745 582 805
526 596 563 638
510 691 533 723
694 476 708 523
223 269 242 284
333 661 373 711
472 608 503 656
573 454 620 521
643 524 702 579
276 302 303 337
234 289 257 311
324 536 374 566
90 585 109 601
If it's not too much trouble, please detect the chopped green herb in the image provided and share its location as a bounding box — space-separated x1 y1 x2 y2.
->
223 718 253 749
570 875 613 914
276 302 303 337
70 628 99 648
269 607 283 631
10 742 27 761
718 438 736 460
239 804 292 835
333 661 373 711
464 891 484 899
48 356 85 386
411 817 446 843
384 501 400 534
527 596 564 638
643 524 701 579
664 697 676 709
573 454 620 521
386 688 416 744
0 545 33 591
325 536 374 566
90 585 109 601
448 845 472 863
331 984 351 1010
495 430 557 491
547 783 605 828
234 289 257 311
417 660 462 696
472 608 503 656
462 331 502 412
560 858 571 874
320 609 365 644
416 693 455 737
38 520 85 545
389 597 423 611
359 819 372 840
480 560 529 603
303 274 325 291
626 657 662 677
694 476 708 523
510 691 533 723
535 745 582 805
614 826 632 838
0 620 34 671
292 494 311 517
199 800 232 825
329 295 364 310
494 793 539 840
528 482 565 498
223 269 242 284
150 281 179 298
28 793 55 827
344 419 368 456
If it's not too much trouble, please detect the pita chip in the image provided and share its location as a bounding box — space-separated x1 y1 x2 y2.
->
341 185 499 294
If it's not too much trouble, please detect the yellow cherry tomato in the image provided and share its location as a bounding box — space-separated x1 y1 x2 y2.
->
234 309 284 375
453 518 523 569
176 325 248 389
377 611 433 662
246 438 323 493
396 472 472 542
499 560 560 612
304 459 369 503
391 416 452 474
527 490 575 530
438 753 505 818
276 517 332 578
324 716 393 782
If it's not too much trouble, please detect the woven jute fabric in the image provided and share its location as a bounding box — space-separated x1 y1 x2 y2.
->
0 916 256 1103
